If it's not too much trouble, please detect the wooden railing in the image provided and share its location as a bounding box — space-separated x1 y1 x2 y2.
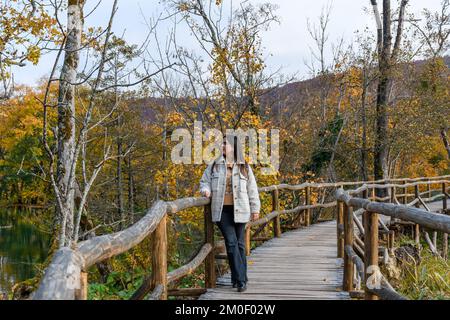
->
335 177 450 300
33 175 450 300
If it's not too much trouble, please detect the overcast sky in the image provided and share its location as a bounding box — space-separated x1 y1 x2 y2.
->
13 0 445 86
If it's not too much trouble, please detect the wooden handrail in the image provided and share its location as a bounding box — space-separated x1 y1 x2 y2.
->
34 198 211 300
167 244 213 284
147 284 164 300
33 175 449 300
257 175 450 193
366 274 408 300
347 180 450 195
248 202 337 228
336 178 450 300
336 189 450 234
344 245 365 285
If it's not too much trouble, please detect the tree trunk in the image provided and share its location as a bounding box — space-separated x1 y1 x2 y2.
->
162 122 169 199
360 66 369 181
56 0 84 247
441 128 450 159
127 152 135 223
371 0 408 187
374 0 391 187
117 115 124 230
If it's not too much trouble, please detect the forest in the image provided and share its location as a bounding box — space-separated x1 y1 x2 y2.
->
0 0 449 300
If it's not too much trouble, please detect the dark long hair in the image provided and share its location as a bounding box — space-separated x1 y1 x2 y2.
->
218 134 249 178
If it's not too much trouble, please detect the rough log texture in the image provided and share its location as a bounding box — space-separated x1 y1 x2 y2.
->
257 175 450 193
74 271 88 300
353 212 365 235
366 275 408 300
78 201 168 268
248 202 337 228
336 189 450 234
166 197 210 214
151 216 168 300
305 186 311 226
168 288 207 297
272 189 281 237
337 201 344 258
147 284 164 300
35 199 208 300
363 210 379 300
343 204 354 291
33 248 85 300
424 232 440 256
167 244 212 284
345 245 364 282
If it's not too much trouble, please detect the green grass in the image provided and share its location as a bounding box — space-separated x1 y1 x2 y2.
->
393 236 450 300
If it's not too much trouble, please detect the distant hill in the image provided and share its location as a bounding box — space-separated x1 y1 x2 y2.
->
130 56 450 124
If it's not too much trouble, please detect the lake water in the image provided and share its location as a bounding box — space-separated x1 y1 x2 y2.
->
0 209 50 295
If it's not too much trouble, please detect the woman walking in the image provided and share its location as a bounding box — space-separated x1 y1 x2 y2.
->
199 134 261 292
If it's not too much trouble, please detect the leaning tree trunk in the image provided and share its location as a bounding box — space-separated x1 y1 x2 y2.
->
441 128 450 159
56 0 84 247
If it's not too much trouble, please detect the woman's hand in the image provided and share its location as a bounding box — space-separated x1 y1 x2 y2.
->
251 212 260 221
202 190 211 198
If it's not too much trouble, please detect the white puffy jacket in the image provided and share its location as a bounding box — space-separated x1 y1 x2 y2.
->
199 156 261 223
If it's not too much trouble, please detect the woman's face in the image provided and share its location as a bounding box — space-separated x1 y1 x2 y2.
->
222 138 234 158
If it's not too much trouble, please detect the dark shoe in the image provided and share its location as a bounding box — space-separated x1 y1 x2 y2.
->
237 282 247 292
232 282 238 288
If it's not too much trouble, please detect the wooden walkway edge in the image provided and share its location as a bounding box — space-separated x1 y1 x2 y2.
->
199 221 350 300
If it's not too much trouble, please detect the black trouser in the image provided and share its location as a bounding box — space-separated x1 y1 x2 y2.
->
216 205 248 285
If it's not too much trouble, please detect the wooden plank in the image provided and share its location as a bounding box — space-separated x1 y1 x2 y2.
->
199 221 350 300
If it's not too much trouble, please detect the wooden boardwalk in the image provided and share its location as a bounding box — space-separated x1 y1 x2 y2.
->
429 201 445 213
199 201 446 300
32 175 448 300
199 221 349 300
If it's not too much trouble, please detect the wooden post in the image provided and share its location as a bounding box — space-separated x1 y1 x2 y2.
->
343 204 354 291
430 180 438 248
337 200 344 258
433 231 438 249
272 189 281 237
431 178 437 250
390 186 395 203
245 227 251 256
390 186 396 224
363 210 379 300
74 271 88 300
361 189 368 238
305 186 311 226
402 179 407 204
152 215 168 300
414 185 420 245
443 182 448 212
204 205 216 288
388 231 395 254
443 182 448 260
295 210 303 228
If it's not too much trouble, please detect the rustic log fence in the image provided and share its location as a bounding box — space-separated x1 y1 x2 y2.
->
336 177 450 300
33 175 450 300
